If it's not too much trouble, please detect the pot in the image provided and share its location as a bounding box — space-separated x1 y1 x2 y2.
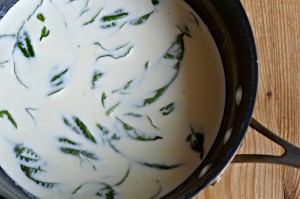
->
0 0 299 199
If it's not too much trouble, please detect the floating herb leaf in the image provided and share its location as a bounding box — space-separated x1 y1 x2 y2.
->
96 183 117 199
92 71 103 88
96 46 134 61
177 25 191 38
189 11 199 27
101 22 117 29
60 147 98 160
48 68 69 96
124 113 143 118
74 117 97 143
97 123 110 135
186 127 204 159
51 68 68 84
15 145 57 188
17 32 35 58
95 42 130 51
73 182 118 199
112 80 133 94
21 165 57 188
142 85 168 106
0 34 16 39
145 61 149 69
101 92 107 108
102 12 128 22
0 110 17 128
106 102 120 116
79 0 90 16
25 108 37 123
130 11 153 25
97 123 121 153
151 0 159 5
146 116 159 129
63 116 97 144
58 137 79 145
37 13 45 22
141 33 185 106
160 103 175 116
117 118 162 141
114 165 130 186
48 88 64 96
15 145 39 162
0 60 9 67
40 26 50 41
149 181 162 199
83 8 103 25
140 162 180 170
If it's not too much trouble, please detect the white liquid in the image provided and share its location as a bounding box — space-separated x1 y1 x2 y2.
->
0 0 225 198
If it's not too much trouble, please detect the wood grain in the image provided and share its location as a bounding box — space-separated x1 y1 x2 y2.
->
195 0 300 198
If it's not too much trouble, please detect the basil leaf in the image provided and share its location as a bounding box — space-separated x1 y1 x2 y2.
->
37 13 45 22
160 103 175 116
112 80 133 94
102 13 128 22
74 117 97 143
101 92 107 108
60 147 98 160
140 162 181 170
130 11 153 25
48 68 69 96
0 110 17 129
141 33 185 106
151 0 159 5
40 26 50 41
83 8 103 25
15 145 57 188
63 116 97 144
116 118 162 141
92 71 103 88
186 127 204 159
17 32 35 58
96 184 117 199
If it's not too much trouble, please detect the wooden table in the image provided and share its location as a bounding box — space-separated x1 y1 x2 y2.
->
196 0 300 198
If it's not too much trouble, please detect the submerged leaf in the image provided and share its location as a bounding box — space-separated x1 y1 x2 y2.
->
17 32 35 58
106 103 120 116
83 8 103 25
117 118 162 141
140 162 181 170
160 103 175 116
60 147 98 160
186 127 204 159
130 12 153 25
14 145 57 188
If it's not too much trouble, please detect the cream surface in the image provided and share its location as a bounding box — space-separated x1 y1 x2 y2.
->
0 0 225 198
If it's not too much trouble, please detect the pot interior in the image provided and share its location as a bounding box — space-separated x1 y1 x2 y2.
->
0 0 257 198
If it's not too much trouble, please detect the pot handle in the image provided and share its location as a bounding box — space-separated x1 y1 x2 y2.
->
232 118 300 168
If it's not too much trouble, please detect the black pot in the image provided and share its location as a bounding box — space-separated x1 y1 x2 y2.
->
0 0 300 199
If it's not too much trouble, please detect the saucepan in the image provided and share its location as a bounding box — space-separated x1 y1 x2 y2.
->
0 0 299 198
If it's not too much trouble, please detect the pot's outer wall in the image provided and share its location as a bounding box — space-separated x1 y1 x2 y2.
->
162 0 258 198
0 0 258 198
